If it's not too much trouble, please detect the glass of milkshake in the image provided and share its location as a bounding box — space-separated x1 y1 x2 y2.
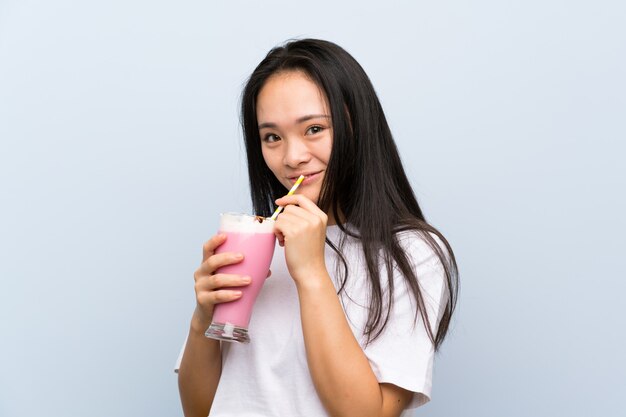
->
205 213 276 343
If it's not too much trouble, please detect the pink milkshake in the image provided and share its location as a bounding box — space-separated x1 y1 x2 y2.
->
205 213 276 343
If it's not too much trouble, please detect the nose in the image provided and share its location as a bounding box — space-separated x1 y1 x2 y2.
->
282 137 311 168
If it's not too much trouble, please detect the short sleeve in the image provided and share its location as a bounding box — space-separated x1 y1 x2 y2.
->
174 335 188 374
361 232 449 409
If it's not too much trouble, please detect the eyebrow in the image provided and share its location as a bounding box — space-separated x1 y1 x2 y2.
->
258 114 331 130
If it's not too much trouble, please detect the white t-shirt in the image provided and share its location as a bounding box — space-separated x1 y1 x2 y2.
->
176 224 449 416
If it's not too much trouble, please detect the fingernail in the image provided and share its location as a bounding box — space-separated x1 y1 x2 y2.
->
233 290 242 297
242 276 251 284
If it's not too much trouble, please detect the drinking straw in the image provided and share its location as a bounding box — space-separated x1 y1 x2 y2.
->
269 175 305 220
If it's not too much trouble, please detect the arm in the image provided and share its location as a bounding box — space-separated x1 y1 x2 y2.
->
274 196 413 417
178 234 251 417
297 274 413 417
178 309 222 417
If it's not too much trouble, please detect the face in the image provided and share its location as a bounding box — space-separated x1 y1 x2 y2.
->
256 71 333 205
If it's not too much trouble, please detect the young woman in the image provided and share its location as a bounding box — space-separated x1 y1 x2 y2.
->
177 39 458 417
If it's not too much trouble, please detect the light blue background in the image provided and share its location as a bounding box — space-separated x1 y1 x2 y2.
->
1 1 624 416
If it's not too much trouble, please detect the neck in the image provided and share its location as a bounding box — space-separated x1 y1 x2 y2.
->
326 208 345 226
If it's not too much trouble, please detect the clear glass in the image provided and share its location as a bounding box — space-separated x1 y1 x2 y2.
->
205 213 276 343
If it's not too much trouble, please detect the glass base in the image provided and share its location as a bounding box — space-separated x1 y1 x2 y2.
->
205 322 250 343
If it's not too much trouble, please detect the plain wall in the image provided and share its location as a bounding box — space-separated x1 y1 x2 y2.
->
1 1 624 416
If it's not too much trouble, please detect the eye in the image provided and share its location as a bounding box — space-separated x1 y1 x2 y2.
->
306 125 324 135
262 133 281 143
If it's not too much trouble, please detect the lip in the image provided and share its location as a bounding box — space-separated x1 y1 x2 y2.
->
288 171 322 185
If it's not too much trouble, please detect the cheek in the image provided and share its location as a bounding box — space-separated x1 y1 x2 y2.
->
261 149 277 171
261 149 289 187
319 134 333 164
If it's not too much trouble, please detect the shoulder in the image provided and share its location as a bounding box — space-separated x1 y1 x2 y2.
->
392 229 452 311
395 229 450 272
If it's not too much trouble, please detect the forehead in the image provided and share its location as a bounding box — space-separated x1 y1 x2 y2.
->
256 71 330 123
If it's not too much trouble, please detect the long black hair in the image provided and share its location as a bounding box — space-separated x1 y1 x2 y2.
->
241 39 458 350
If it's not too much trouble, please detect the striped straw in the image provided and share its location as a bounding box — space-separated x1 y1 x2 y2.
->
269 175 305 220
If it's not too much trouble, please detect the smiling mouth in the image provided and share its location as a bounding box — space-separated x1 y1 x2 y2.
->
289 171 321 184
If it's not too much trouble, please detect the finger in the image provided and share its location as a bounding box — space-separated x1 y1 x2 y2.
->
202 252 244 274
202 234 227 262
275 194 317 212
279 204 312 222
195 273 251 291
275 195 327 221
274 229 285 245
275 207 324 232
197 288 243 306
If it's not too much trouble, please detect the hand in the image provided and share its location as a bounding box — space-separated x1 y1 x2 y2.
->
190 234 251 332
273 194 328 283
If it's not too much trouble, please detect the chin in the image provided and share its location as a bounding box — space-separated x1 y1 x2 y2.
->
302 187 319 202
